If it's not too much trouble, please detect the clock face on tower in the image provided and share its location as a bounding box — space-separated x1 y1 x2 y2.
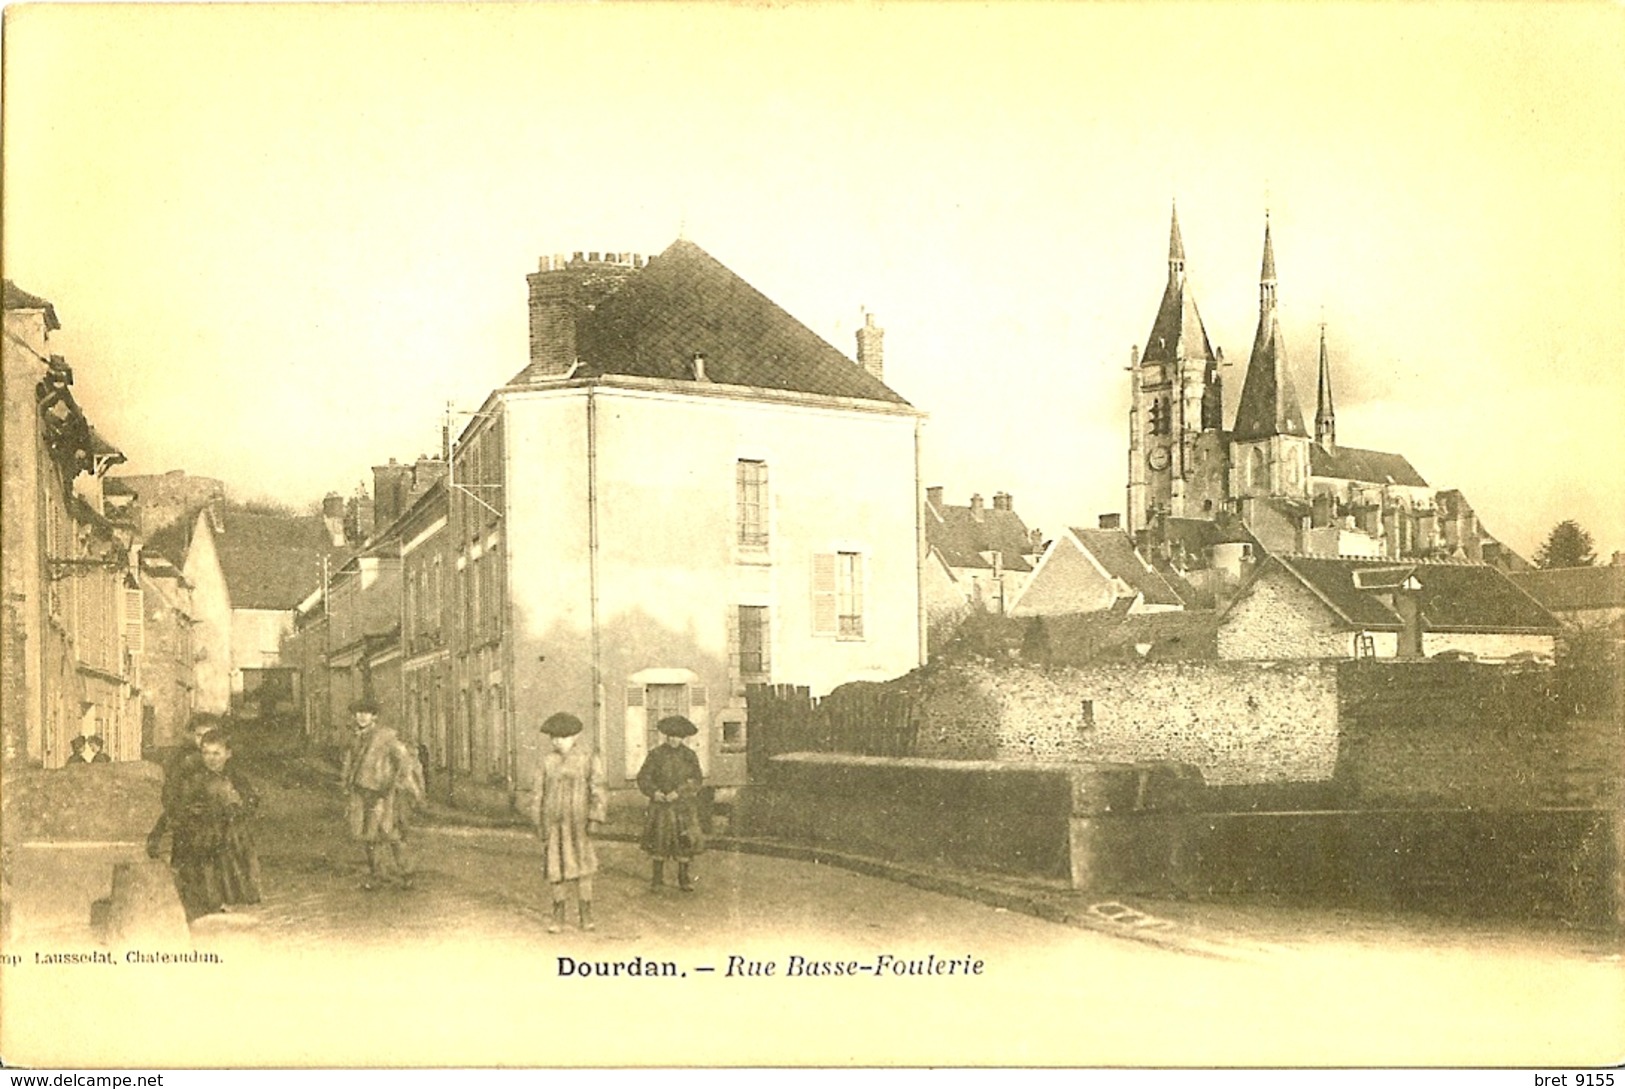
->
1147 446 1170 471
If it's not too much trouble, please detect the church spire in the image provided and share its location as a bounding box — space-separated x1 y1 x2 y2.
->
1168 201 1185 280
1232 214 1308 441
1259 212 1277 310
1315 319 1336 451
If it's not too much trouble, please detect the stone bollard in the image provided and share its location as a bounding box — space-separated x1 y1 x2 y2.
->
93 861 191 947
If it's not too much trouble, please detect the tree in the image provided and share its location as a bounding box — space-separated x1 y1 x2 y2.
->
1533 519 1596 569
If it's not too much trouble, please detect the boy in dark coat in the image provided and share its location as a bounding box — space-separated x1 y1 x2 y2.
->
635 715 705 892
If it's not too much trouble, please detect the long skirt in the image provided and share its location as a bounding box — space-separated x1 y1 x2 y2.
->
641 798 705 860
174 824 262 920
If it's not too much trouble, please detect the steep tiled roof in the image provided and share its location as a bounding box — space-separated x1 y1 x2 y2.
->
525 240 909 405
1310 444 1428 488
1069 528 1185 607
3 279 60 331
928 500 1035 573
1233 312 1307 441
1141 206 1214 366
1267 556 1559 633
1233 220 1308 442
1511 566 1625 612
147 505 343 611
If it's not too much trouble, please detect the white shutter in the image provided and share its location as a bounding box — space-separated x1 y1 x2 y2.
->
623 684 647 780
123 588 145 656
811 553 837 636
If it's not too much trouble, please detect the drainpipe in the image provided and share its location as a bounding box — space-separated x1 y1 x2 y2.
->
587 386 604 755
915 418 928 665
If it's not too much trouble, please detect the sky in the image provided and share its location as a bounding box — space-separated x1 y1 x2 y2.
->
4 3 1623 560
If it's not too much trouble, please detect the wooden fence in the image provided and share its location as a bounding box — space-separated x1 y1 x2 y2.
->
745 682 918 775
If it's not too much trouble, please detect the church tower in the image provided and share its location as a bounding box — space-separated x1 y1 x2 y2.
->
1314 320 1336 451
1230 215 1311 510
1127 204 1227 536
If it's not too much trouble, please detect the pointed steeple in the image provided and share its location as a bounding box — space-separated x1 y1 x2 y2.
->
1141 203 1213 365
1315 319 1336 451
1232 215 1308 441
1168 201 1186 277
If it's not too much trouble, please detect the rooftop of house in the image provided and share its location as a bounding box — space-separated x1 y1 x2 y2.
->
513 239 910 406
1510 564 1625 612
1068 527 1186 608
927 493 1037 573
147 504 346 611
3 279 60 331
1310 443 1429 488
1249 555 1560 633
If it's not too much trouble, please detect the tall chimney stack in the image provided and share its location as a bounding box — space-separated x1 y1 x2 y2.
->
926 486 944 511
856 310 884 381
523 252 642 381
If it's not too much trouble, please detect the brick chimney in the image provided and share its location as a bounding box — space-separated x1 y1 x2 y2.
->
856 310 884 381
372 458 412 534
523 251 643 380
321 492 346 547
1098 513 1121 531
969 493 984 521
926 486 944 511
992 492 1013 512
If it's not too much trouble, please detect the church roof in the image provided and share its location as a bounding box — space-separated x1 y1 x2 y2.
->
1309 444 1428 487
1233 313 1308 441
1233 220 1308 442
1141 207 1214 365
519 239 910 406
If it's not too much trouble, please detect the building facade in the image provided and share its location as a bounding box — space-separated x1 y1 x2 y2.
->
3 281 143 766
437 241 925 801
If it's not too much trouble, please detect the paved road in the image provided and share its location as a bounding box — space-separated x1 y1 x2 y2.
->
4 742 1620 1069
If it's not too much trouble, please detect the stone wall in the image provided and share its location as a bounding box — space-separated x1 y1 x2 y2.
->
1336 661 1621 808
1217 568 1355 660
915 659 1340 787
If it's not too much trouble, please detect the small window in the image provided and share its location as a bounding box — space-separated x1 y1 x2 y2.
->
738 605 769 678
837 552 864 638
737 459 769 547
721 716 747 753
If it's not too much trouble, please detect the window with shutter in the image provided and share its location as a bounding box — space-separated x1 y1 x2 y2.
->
811 553 837 636
837 551 864 639
124 588 145 656
737 460 769 547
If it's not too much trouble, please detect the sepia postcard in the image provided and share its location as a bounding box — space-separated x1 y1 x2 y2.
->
2 1 1622 1071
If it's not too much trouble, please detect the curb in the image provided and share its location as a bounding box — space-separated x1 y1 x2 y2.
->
417 817 1249 961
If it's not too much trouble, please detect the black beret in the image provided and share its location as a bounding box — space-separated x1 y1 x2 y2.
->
655 715 698 738
540 712 584 738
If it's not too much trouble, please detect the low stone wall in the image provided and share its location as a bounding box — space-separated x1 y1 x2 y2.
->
1336 662 1622 808
2 762 180 944
914 659 1340 787
735 754 1077 879
733 753 1200 891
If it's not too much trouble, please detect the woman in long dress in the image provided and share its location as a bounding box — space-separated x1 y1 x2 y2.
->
635 715 705 892
171 729 262 920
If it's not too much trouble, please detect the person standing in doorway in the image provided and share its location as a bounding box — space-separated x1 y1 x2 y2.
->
342 696 424 891
530 712 606 933
636 715 705 892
